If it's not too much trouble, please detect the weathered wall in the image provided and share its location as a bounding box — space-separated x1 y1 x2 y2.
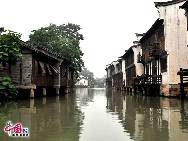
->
122 59 126 86
158 1 188 84
22 54 32 85
112 61 119 74
10 62 21 85
132 46 144 76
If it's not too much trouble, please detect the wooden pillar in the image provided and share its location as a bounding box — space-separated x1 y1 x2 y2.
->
53 61 62 95
180 68 185 99
56 95 59 102
30 88 35 98
30 99 34 108
43 88 46 96
56 88 60 95
42 97 46 104
132 87 135 95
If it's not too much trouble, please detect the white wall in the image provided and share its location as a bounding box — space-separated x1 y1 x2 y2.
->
112 61 119 74
132 46 144 76
122 59 126 86
158 1 188 84
76 78 88 86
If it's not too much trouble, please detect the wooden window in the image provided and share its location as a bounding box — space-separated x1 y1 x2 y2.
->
160 56 167 73
38 62 42 74
146 64 149 75
152 61 157 75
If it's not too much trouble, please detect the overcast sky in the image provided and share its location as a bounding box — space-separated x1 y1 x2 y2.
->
0 0 167 78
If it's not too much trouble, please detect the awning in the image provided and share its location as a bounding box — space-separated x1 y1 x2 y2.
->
46 64 53 75
50 65 60 74
39 61 46 74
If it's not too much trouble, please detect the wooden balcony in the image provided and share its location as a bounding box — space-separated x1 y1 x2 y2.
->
148 43 161 59
134 74 162 85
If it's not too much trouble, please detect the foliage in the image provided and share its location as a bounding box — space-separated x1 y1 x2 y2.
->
80 67 95 87
0 76 17 99
0 30 22 65
94 77 105 88
29 23 84 79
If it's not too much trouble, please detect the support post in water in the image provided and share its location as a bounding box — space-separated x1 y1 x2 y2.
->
179 68 185 99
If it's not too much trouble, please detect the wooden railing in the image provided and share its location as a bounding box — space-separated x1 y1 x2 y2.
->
177 68 188 98
134 74 162 85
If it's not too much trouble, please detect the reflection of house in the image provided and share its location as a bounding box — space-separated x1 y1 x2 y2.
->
106 89 188 141
75 77 88 88
160 98 188 141
0 43 74 98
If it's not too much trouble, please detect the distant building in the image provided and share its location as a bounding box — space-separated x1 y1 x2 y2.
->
75 76 89 88
105 34 144 91
105 60 123 90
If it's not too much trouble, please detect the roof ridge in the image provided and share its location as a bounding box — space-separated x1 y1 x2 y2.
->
22 42 64 61
155 0 186 7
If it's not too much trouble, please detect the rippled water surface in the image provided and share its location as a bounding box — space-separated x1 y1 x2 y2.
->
0 88 188 141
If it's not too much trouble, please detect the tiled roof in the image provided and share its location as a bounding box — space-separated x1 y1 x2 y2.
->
21 42 63 61
180 0 188 8
139 19 164 43
155 0 186 7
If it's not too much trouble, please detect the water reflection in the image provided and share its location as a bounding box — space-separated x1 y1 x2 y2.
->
106 89 188 141
0 94 84 141
0 88 188 141
79 88 133 141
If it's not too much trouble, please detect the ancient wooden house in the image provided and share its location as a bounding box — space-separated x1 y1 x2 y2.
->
122 35 144 92
105 60 123 89
105 34 144 91
135 0 188 96
105 0 188 97
135 19 165 95
0 43 74 98
123 48 135 90
105 62 115 88
112 59 123 90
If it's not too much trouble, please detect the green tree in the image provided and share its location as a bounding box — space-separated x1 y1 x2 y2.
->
80 67 95 88
0 30 22 65
0 30 21 98
0 76 17 99
29 23 84 79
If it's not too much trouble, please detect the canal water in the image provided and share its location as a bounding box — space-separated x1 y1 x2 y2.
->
0 88 188 141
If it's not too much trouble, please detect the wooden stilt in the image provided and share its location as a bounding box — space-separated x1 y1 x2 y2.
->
30 99 34 108
30 89 35 98
56 88 60 95
43 88 47 96
42 97 46 104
